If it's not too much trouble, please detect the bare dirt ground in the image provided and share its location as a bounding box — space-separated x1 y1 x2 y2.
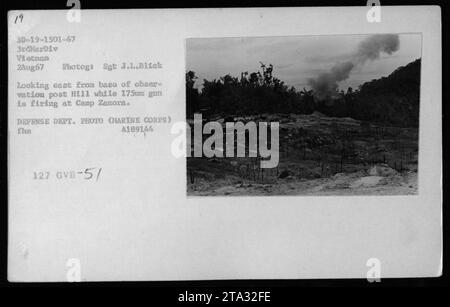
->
187 112 418 196
188 169 417 196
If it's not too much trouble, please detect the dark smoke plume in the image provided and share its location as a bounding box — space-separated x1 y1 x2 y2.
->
308 34 400 99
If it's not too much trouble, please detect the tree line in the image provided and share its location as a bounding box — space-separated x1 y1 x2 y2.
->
186 59 420 127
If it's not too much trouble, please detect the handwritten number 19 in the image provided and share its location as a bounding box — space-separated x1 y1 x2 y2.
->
14 14 24 24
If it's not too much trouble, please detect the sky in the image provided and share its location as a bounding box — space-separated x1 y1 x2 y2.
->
186 33 422 92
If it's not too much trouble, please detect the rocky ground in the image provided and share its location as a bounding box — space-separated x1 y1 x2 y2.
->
188 165 417 196
187 112 418 196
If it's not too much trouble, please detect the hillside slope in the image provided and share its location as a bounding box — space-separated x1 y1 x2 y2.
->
353 58 421 127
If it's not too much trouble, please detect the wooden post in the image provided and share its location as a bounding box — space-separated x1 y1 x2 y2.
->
189 170 195 184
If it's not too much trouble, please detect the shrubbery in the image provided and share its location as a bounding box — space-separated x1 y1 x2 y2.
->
187 59 420 127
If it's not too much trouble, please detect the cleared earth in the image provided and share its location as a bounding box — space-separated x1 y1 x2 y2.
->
187 112 418 196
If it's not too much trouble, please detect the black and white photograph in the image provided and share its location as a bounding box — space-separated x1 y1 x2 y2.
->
186 34 422 196
2 1 445 291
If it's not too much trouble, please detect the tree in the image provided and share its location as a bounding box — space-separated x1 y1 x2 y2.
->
186 71 199 115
